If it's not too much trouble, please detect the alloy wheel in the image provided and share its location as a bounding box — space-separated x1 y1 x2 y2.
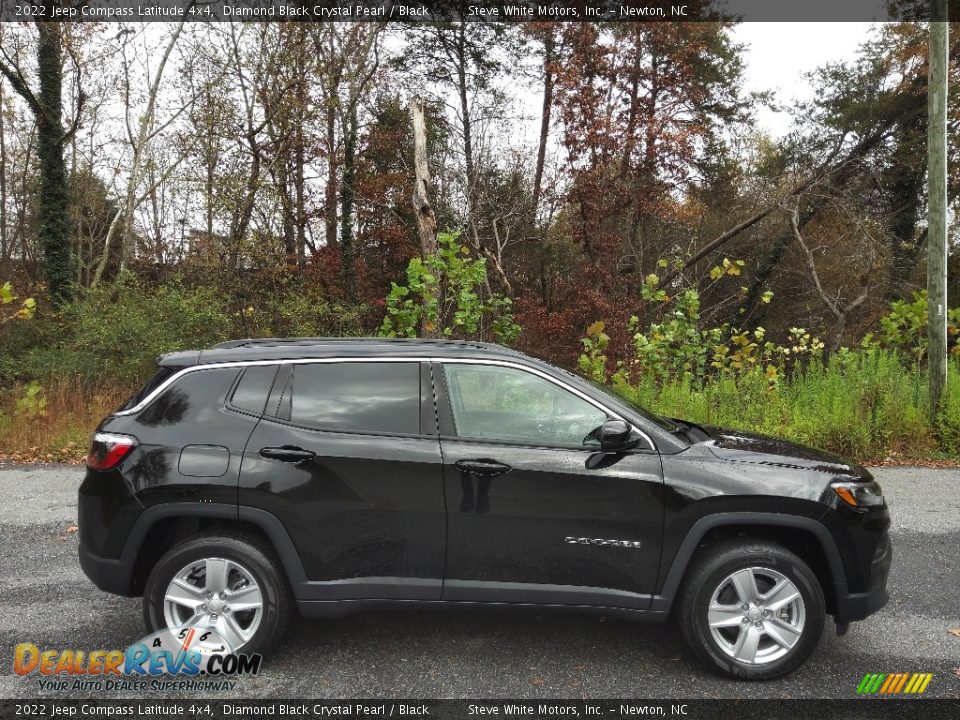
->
162 557 263 652
706 566 806 665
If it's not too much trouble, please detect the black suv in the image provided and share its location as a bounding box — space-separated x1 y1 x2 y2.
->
79 338 890 679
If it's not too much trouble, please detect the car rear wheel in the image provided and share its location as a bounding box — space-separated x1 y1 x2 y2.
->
677 538 825 680
143 535 291 654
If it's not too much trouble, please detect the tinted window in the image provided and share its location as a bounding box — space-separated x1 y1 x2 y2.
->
290 362 420 434
443 364 607 446
119 366 176 411
231 365 279 415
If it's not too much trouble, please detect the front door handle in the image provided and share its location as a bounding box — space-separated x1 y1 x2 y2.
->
454 459 512 477
259 446 316 463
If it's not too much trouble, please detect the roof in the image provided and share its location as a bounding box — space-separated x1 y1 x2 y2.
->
158 337 525 367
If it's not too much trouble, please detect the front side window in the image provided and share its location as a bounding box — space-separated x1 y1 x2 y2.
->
289 362 420 435
443 363 607 447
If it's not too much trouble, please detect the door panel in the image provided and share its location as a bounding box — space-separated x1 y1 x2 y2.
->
440 441 663 605
238 361 445 600
436 362 664 608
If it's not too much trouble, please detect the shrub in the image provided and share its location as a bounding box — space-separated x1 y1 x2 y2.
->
578 285 960 461
3 279 233 387
379 231 520 344
936 361 960 454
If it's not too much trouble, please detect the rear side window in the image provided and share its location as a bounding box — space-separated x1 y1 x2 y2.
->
289 362 420 435
230 364 279 415
119 366 177 411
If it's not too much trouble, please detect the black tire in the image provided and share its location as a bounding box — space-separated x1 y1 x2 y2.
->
677 537 825 680
143 534 291 654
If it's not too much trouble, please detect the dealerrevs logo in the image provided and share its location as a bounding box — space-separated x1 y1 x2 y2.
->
13 626 261 692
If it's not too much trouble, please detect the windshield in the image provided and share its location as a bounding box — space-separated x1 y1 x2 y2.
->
553 366 681 433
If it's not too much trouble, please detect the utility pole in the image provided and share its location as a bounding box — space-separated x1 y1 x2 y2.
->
928 0 949 418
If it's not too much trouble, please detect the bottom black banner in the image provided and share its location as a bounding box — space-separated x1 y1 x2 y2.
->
2 699 959 720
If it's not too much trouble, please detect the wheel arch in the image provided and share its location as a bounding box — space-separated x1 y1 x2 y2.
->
652 513 845 614
121 503 307 597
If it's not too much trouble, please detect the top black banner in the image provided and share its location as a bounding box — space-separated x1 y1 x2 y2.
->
0 0 955 23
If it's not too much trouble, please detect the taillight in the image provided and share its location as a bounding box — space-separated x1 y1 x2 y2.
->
86 432 137 470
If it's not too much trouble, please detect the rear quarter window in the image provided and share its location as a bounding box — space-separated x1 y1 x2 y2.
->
230 364 280 415
119 366 177 411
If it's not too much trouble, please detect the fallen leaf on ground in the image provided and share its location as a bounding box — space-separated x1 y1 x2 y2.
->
530 678 545 686
947 628 960 637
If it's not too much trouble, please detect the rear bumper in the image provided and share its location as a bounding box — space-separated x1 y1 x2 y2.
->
79 544 136 597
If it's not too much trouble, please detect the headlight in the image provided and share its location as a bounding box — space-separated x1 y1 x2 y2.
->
831 480 885 509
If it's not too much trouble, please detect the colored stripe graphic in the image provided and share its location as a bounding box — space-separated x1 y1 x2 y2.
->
858 672 932 695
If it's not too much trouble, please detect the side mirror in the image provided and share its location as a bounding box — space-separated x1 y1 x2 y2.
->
600 419 636 451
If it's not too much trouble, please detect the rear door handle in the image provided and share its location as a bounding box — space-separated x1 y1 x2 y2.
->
454 459 512 477
259 446 316 463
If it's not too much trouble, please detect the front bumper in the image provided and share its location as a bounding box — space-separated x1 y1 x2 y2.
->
833 528 892 622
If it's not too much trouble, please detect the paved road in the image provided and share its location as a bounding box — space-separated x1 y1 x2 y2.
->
0 465 957 700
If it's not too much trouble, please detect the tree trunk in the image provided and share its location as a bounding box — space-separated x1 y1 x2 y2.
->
293 25 307 271
35 22 72 303
532 29 555 217
455 28 480 252
0 80 8 265
325 99 338 249
340 103 357 298
229 132 261 272
410 99 438 258
118 17 188 274
410 99 439 339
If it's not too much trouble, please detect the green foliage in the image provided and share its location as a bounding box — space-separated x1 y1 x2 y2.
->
379 232 520 345
1 275 374 390
235 293 367 340
623 276 724 383
605 275 819 387
1 282 36 323
608 348 945 461
579 284 960 460
877 290 960 362
578 321 610 382
15 381 47 420
936 363 960 454
2 279 233 387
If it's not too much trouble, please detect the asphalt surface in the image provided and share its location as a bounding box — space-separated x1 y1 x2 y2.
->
0 465 957 700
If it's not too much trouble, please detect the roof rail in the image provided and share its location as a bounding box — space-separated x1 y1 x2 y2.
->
208 337 512 351
209 337 353 350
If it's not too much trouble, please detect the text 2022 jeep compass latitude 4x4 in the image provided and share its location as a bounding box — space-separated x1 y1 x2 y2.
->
79 338 891 679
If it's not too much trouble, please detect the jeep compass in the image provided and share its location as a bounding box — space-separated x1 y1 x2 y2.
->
78 338 891 679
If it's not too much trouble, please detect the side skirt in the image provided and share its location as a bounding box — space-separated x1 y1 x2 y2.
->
296 598 670 623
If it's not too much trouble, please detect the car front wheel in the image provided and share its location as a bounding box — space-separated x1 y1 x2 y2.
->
677 538 825 680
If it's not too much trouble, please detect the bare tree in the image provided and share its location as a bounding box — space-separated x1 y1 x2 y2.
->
788 202 871 351
92 19 192 286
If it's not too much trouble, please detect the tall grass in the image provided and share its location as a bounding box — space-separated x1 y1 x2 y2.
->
614 349 959 462
0 379 129 462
